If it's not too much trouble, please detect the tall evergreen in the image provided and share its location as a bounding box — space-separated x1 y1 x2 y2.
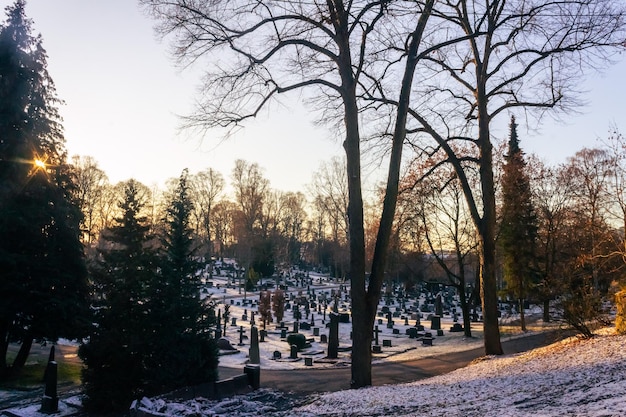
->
79 179 157 411
0 1 89 373
146 169 218 393
499 116 538 331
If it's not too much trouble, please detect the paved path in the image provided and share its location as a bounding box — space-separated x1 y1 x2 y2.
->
220 331 567 394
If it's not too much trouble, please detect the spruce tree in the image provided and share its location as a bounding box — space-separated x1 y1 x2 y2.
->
146 169 218 393
79 179 157 411
0 1 89 373
499 116 538 331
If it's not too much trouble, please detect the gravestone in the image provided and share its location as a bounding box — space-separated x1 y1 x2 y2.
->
238 326 246 346
313 327 320 336
382 339 392 347
231 317 237 326
273 350 282 360
430 315 441 330
304 357 313 366
217 337 237 351
392 328 400 335
260 329 267 342
386 311 394 329
320 334 328 343
289 344 298 359
372 345 382 354
249 326 260 364
280 328 287 339
373 325 381 346
450 323 464 332
327 312 339 359
41 346 58 413
300 322 311 331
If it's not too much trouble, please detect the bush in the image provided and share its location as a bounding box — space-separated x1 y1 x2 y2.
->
286 333 306 350
556 285 611 339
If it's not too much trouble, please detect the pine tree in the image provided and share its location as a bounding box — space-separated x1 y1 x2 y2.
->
79 179 157 411
145 169 218 393
0 1 89 374
499 116 538 331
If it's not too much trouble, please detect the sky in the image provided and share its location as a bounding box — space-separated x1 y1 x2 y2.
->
6 0 626 192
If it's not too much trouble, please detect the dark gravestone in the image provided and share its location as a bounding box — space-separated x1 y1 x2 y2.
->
373 325 381 346
392 328 400 335
260 329 267 342
382 339 392 347
217 337 237 351
41 346 58 413
408 328 418 339
430 315 441 330
273 350 282 360
437 329 444 337
422 337 433 346
450 323 464 332
289 344 298 359
249 326 260 364
313 327 320 336
339 313 350 323
280 328 287 339
320 334 328 343
244 364 261 390
327 312 339 359
238 326 246 346
300 322 311 331
372 345 382 354
304 357 313 366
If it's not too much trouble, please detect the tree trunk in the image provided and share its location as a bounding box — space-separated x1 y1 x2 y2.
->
0 320 9 372
12 334 33 369
519 298 527 331
543 299 551 322
459 285 472 338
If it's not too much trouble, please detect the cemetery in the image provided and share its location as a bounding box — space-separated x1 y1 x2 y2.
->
204 259 536 372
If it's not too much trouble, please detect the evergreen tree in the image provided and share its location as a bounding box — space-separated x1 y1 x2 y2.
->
79 179 157 411
0 1 89 374
145 169 218 393
499 116 538 331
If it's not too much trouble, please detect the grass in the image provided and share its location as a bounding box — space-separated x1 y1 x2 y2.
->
1 352 82 391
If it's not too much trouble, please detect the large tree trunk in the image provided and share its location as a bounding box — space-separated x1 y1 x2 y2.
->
12 334 33 369
0 320 9 372
477 85 503 355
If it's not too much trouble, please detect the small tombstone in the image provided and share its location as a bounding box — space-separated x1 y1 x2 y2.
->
437 329 444 337
304 357 313 366
238 326 246 346
392 328 400 335
313 327 320 336
280 328 287 339
382 339 392 347
404 317 409 326
430 315 441 330
260 329 267 342
408 328 418 339
293 321 299 333
217 337 237 351
372 345 382 354
450 323 464 332
231 317 237 326
273 350 282 360
41 346 58 414
320 334 328 343
289 344 298 359
422 337 433 346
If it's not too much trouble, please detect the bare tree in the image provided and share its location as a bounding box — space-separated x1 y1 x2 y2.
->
376 0 625 354
141 0 437 387
191 168 225 264
71 155 110 245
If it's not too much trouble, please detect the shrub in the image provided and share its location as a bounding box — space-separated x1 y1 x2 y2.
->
286 333 306 350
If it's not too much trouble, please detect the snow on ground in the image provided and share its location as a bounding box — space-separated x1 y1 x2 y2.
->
136 328 626 417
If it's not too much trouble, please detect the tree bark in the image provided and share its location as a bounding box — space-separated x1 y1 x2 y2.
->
12 334 33 369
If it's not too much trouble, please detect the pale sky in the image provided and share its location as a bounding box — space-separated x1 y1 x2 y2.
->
8 1 626 191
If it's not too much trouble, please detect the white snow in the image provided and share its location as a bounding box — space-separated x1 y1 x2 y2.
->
136 328 626 417
5 266 625 416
